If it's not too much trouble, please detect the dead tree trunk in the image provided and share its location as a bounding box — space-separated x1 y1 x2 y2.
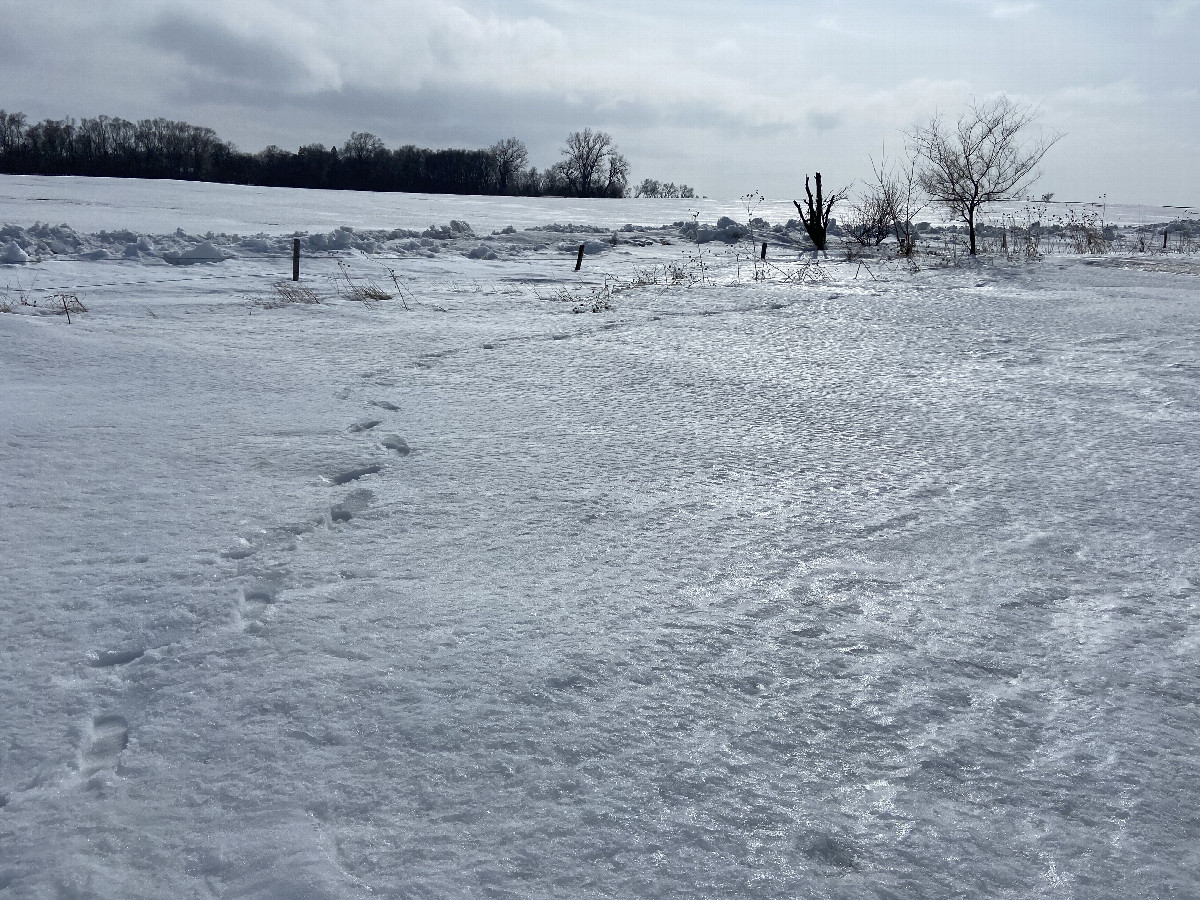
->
793 173 847 252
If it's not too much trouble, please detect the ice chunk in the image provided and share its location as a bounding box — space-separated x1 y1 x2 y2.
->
557 239 609 255
1 241 28 264
423 221 475 240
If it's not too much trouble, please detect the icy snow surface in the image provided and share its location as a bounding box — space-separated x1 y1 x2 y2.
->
2 175 1200 898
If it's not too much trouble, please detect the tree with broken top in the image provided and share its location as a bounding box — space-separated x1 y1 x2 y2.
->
794 172 850 252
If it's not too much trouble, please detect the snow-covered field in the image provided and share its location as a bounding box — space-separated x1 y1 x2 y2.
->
3 175 1200 899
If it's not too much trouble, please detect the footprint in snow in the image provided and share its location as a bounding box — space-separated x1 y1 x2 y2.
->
328 464 383 486
238 581 281 633
221 519 317 567
220 540 257 560
371 400 400 411
348 419 383 433
87 647 145 668
380 435 410 456
331 488 373 523
78 714 129 781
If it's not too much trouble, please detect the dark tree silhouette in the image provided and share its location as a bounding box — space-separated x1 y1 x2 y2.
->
557 128 628 198
793 172 850 251
489 137 528 194
0 109 690 200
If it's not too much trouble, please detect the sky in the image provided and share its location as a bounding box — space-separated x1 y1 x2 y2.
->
1 0 1198 204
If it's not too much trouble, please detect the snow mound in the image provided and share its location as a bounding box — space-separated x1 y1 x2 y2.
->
678 216 752 244
536 223 608 234
557 239 610 255
1 240 28 264
168 241 228 264
466 244 498 260
423 220 475 240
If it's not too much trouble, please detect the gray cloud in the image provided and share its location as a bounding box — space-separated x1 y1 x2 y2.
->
0 21 24 66
806 111 844 133
1 1 1197 203
144 11 311 87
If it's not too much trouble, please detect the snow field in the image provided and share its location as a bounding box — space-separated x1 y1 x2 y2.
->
2 177 1200 898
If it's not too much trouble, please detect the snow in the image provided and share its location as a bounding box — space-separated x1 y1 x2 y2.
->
170 240 227 263
2 174 1200 898
2 240 28 264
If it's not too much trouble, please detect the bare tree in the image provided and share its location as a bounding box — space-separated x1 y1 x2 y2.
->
342 131 385 161
910 96 1060 255
0 110 27 157
559 128 625 198
844 187 893 247
604 150 630 197
635 179 696 199
489 137 528 195
793 172 850 252
635 178 662 198
864 148 928 257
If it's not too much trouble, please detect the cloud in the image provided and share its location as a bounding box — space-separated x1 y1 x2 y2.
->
1153 0 1200 19
0 19 24 65
145 11 316 88
0 0 1198 202
805 110 843 132
989 2 1037 18
1055 81 1147 107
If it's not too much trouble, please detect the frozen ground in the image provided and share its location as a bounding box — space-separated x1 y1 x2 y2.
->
2 175 1200 898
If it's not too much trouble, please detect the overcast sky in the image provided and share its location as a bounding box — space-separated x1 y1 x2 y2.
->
2 0 1197 203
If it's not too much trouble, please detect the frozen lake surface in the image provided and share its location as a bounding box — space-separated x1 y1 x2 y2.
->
2 176 1200 898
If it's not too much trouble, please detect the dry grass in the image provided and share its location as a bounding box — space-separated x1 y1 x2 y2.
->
271 281 323 305
1 283 87 320
336 260 393 305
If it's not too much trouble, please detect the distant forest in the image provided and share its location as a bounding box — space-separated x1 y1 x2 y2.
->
0 110 692 199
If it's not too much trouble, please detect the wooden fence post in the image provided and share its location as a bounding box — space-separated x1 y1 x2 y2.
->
575 244 585 271
1164 230 1169 250
760 242 767 260
293 238 301 281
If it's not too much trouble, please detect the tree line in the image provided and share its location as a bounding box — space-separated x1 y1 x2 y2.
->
0 111 692 199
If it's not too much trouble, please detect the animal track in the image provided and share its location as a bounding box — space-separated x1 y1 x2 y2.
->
238 581 281 632
329 464 383 486
79 714 129 778
857 511 920 538
87 648 145 668
370 400 400 411
380 435 410 456
331 488 373 524
348 419 383 433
